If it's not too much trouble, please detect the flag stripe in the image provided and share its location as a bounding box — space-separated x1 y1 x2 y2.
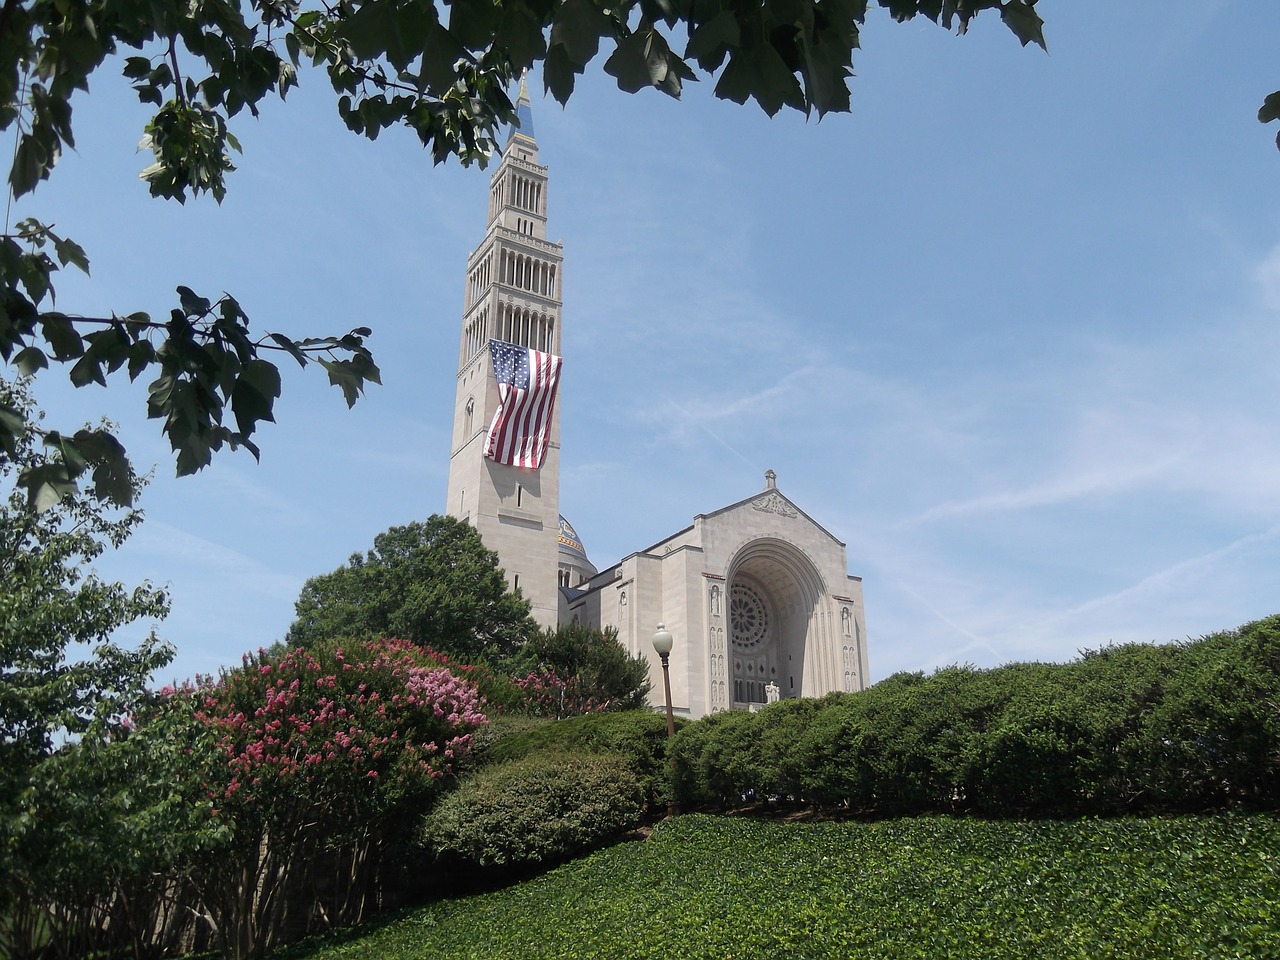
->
484 339 562 469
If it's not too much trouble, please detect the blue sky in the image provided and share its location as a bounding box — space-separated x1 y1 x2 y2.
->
15 0 1280 684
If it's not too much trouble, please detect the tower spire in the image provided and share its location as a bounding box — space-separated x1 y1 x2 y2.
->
508 69 536 150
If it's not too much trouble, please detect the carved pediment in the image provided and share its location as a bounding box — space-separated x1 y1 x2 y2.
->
750 492 798 518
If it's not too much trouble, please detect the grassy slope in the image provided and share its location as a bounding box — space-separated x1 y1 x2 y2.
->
281 814 1280 960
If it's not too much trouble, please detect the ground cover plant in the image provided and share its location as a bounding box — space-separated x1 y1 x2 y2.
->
273 813 1280 960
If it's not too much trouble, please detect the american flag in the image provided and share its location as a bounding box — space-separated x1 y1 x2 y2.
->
484 339 562 469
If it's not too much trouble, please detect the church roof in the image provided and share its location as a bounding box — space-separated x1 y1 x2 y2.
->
506 72 536 148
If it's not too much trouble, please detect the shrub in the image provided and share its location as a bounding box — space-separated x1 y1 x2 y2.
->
671 614 1280 820
515 624 652 717
483 710 678 811
420 751 644 872
669 709 764 808
182 637 487 959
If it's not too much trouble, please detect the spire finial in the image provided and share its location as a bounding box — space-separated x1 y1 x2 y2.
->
765 469 777 490
508 70 536 146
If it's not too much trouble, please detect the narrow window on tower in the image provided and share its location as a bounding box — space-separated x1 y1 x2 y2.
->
513 574 521 594
516 483 523 507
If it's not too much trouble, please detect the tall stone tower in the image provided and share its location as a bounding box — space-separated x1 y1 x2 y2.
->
446 77 563 630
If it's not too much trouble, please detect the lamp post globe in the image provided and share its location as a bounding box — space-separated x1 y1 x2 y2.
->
652 623 676 738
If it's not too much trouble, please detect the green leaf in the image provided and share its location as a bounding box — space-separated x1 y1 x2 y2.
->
52 234 90 274
544 44 579 105
549 0 613 71
21 462 80 512
494 2 548 74
40 314 84 359
318 357 371 407
127 340 157 381
230 358 281 435
999 0 1046 50
122 56 153 80
176 285 212 316
685 11 741 70
449 0 504 50
0 401 24 456
1258 91 1280 124
13 345 48 375
268 332 309 367
74 429 134 506
715 41 805 116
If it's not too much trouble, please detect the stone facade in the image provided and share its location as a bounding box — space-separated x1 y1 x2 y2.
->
446 80 870 715
562 471 869 718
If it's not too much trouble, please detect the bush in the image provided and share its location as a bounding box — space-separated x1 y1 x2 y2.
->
181 637 487 959
515 624 652 717
420 751 644 872
483 710 678 811
671 615 1280 820
669 709 764 808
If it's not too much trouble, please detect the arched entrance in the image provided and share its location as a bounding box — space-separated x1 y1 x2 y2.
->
726 539 828 708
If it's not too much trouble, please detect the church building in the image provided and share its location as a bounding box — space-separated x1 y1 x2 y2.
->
446 78 870 719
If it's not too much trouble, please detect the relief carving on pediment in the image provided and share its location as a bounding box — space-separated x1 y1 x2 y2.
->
750 492 798 518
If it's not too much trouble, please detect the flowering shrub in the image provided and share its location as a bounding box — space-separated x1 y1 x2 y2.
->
194 637 486 825
183 637 488 959
512 668 612 717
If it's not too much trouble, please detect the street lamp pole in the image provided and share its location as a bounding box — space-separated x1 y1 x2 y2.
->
652 623 676 738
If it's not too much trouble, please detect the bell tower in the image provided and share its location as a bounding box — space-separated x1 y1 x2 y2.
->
446 76 563 630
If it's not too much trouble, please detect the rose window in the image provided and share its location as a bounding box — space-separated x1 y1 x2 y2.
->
730 584 769 650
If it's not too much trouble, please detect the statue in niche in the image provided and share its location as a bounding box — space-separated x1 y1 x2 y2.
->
841 606 852 637
710 584 721 617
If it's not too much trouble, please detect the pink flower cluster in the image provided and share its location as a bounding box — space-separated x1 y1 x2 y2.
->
513 668 611 718
193 638 487 814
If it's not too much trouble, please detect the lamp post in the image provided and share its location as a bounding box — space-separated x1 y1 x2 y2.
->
652 623 676 738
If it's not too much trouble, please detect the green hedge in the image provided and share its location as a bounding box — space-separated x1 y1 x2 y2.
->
420 751 645 872
669 614 1280 817
484 710 678 811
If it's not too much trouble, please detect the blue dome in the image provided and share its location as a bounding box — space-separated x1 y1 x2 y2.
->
558 515 589 565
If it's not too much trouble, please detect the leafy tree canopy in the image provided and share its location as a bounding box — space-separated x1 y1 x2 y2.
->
286 514 538 660
0 377 171 774
0 376 171 947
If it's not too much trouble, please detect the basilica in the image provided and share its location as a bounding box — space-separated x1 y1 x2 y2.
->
445 79 869 719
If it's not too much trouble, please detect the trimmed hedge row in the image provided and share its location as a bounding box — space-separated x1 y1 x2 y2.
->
670 615 1280 817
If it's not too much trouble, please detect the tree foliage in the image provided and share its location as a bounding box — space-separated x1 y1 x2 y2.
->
5 0 1279 501
0 376 174 957
0 377 170 770
516 623 652 717
286 514 539 660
